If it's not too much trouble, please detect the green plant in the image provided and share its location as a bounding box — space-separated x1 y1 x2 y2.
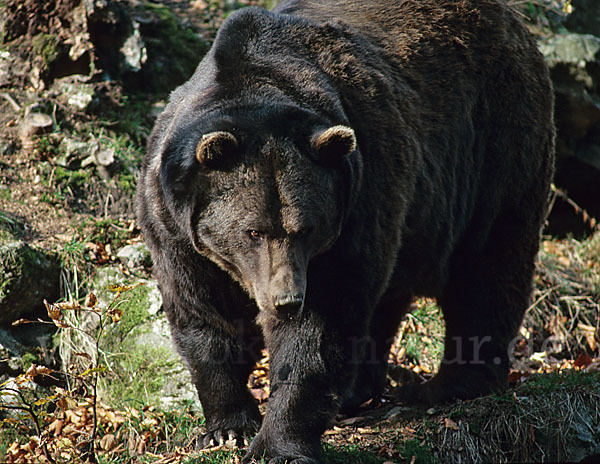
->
323 444 384 463
402 299 445 370
35 135 60 159
398 438 437 464
20 353 37 370
100 97 154 146
109 284 154 337
519 370 600 395
0 187 11 201
86 218 131 250
101 343 176 409
52 166 92 191
0 211 24 239
57 236 89 301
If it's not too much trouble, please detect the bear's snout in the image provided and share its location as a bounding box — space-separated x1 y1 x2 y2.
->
273 292 304 315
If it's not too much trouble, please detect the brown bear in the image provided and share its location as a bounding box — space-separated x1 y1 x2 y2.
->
135 0 555 462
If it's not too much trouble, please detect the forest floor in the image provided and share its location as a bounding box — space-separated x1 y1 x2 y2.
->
0 1 599 463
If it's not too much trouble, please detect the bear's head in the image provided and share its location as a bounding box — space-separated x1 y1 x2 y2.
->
153 99 358 319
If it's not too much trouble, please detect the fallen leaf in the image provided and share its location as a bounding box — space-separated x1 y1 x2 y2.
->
24 364 54 381
357 427 374 434
56 301 82 310
530 351 548 364
574 353 593 369
49 419 64 436
79 365 107 377
65 409 82 425
128 435 137 454
45 300 62 320
99 433 117 451
44 300 72 328
36 366 54 376
444 417 459 431
137 432 150 454
108 283 134 294
401 426 417 439
108 307 123 323
85 293 98 308
508 371 525 385
57 396 77 411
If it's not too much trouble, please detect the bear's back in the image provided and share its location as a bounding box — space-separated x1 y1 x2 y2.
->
274 0 526 63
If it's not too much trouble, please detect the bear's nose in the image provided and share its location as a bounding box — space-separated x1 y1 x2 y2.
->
273 293 304 314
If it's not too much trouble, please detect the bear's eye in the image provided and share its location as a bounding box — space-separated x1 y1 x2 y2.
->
247 230 263 241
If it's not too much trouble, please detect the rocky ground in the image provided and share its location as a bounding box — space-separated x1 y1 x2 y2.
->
1 0 599 463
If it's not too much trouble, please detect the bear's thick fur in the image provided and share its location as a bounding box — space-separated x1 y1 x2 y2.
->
135 0 555 462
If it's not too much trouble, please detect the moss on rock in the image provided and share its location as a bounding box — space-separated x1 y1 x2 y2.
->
84 266 195 411
31 33 59 66
0 239 60 325
126 2 209 96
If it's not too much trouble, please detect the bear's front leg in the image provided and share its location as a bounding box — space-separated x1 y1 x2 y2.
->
244 311 362 463
171 321 262 448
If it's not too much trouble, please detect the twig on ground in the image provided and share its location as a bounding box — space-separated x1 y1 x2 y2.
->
1 92 21 112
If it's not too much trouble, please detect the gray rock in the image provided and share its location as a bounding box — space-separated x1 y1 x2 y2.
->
52 75 96 111
57 137 96 168
0 50 14 87
539 33 600 67
116 243 152 269
539 33 600 156
0 328 27 372
133 315 197 410
91 266 123 307
0 325 58 415
539 32 600 156
91 266 161 314
0 48 29 88
538 30 600 233
121 21 147 72
84 0 147 81
0 240 60 326
0 376 37 413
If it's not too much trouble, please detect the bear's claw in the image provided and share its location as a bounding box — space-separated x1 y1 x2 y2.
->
199 427 254 449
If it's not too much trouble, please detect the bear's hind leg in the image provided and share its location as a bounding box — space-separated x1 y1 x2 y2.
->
398 209 541 404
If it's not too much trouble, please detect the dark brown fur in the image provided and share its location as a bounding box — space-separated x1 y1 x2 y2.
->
135 1 555 462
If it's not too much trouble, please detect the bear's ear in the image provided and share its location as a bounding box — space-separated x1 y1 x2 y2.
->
312 125 357 165
196 131 239 167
